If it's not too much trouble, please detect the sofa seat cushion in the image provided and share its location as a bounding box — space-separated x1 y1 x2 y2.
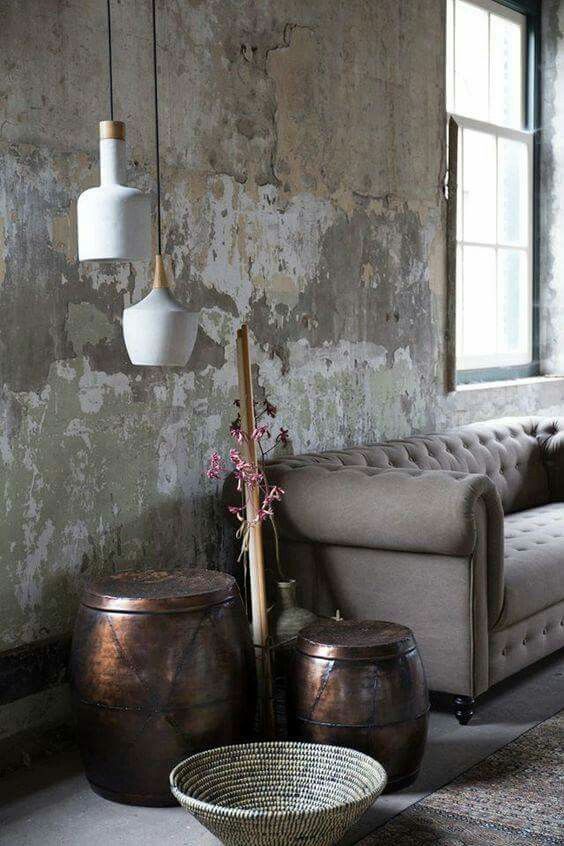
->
498 503 564 628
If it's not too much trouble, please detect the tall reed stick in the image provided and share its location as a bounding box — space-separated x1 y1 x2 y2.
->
236 324 276 738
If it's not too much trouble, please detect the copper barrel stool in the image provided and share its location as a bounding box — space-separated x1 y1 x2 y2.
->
288 620 429 791
71 569 256 806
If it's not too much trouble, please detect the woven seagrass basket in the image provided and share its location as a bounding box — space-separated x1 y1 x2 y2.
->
170 741 387 846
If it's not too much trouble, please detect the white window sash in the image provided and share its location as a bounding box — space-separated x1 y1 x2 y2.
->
447 0 528 129
451 114 534 372
457 0 525 27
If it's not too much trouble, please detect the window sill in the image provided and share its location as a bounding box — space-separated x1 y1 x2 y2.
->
455 374 564 392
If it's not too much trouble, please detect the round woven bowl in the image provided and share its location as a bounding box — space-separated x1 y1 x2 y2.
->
170 741 387 846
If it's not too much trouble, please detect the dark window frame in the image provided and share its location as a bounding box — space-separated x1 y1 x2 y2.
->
455 0 541 386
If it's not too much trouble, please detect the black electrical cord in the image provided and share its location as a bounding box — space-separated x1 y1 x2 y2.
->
107 0 114 120
152 0 162 255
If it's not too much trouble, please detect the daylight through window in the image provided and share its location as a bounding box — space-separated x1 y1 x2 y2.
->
447 0 534 376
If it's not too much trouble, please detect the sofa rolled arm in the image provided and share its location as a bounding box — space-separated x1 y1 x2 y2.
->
261 464 503 559
223 463 505 629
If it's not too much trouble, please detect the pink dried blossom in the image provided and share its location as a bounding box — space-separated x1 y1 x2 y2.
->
265 485 285 503
230 423 245 443
229 448 263 490
229 448 244 466
258 485 284 516
251 425 271 442
206 451 226 480
277 427 290 446
205 397 288 564
254 485 286 522
228 505 245 520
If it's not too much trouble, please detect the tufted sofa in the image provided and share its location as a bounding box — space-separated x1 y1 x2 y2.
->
257 416 564 723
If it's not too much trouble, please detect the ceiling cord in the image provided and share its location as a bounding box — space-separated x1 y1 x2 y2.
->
107 0 162 253
152 0 162 255
107 0 114 120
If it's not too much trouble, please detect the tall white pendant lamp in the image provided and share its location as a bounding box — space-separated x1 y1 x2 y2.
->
77 0 151 262
122 0 198 367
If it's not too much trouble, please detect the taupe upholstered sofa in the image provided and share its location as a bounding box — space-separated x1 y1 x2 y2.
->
262 417 564 723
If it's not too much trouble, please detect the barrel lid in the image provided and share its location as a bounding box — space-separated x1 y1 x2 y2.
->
82 568 237 613
297 619 415 660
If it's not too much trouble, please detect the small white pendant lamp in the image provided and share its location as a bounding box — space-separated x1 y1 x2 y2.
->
122 0 198 367
77 1 151 262
123 255 198 366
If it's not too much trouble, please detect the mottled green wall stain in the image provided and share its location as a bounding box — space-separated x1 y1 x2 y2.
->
66 302 115 355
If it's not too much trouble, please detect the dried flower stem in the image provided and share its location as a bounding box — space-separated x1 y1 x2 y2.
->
205 396 290 587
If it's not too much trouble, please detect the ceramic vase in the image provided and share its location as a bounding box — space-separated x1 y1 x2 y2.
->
271 580 317 675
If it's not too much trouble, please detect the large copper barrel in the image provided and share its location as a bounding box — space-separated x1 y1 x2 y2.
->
288 620 428 791
71 569 256 806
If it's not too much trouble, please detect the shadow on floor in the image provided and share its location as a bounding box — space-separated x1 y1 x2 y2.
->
0 747 84 813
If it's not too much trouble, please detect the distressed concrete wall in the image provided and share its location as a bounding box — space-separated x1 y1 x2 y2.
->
0 0 563 738
541 0 564 372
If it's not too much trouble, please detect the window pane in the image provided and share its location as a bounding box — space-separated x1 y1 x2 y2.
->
463 128 496 244
449 1 533 372
498 137 528 247
498 249 528 355
454 0 489 120
462 246 497 357
490 13 523 128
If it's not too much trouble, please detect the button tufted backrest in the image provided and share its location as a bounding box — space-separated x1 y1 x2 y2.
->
268 417 554 515
535 417 564 502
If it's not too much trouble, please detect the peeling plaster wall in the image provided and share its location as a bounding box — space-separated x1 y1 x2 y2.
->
0 0 563 737
541 0 564 373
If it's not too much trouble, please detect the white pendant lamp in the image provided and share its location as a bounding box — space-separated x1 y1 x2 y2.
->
77 121 151 261
123 255 198 366
77 1 151 262
122 0 198 367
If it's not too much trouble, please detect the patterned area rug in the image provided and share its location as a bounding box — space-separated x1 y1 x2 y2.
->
358 710 563 845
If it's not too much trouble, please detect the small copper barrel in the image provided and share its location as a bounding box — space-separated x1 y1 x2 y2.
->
71 569 256 806
288 620 429 791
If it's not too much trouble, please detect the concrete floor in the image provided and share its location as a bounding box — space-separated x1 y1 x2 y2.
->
0 651 562 846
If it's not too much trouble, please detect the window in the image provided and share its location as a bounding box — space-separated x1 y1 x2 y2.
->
446 0 540 384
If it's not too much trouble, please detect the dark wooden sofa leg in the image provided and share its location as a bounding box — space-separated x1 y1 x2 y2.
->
429 692 476 724
453 695 475 725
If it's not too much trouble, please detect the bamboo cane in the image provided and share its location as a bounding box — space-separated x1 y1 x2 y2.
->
236 324 276 739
